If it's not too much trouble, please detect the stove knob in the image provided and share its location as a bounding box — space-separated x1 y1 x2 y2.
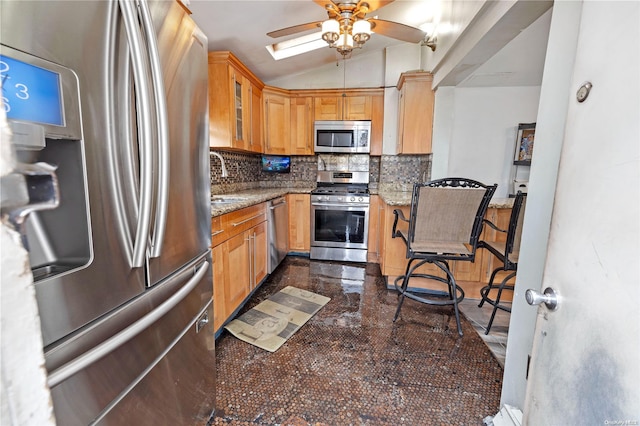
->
358 197 363 202
350 197 355 202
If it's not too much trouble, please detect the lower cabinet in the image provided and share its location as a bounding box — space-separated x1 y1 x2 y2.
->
211 203 268 334
288 194 310 253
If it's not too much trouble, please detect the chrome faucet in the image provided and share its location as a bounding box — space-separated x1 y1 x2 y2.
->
211 151 228 178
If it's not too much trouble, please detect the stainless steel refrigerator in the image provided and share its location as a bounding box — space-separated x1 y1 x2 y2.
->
1 1 215 424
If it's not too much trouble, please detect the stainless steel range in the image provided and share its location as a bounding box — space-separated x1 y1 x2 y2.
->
310 171 370 262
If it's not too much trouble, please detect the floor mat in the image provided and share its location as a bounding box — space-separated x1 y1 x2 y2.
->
224 286 330 352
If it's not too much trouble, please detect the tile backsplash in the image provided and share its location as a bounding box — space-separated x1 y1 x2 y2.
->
210 151 430 194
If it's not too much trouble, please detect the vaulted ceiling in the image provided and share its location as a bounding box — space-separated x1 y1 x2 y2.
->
188 0 551 87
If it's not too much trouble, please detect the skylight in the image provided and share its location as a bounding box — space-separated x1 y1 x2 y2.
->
266 32 327 60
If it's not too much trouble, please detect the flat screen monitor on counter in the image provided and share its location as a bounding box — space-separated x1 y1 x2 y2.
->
262 155 290 173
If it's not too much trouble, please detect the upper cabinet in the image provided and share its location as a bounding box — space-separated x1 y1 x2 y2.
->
248 82 263 153
370 94 383 156
208 51 384 156
263 87 291 155
290 96 314 155
344 95 372 120
208 51 264 151
313 94 372 121
313 96 342 121
396 72 434 154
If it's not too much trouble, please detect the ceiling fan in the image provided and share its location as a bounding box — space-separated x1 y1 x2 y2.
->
267 1 435 57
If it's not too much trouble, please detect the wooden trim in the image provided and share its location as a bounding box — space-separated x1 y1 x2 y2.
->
208 51 264 89
175 0 192 14
397 71 433 90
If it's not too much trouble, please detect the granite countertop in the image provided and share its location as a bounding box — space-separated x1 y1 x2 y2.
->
210 187 315 217
377 189 514 209
211 186 513 217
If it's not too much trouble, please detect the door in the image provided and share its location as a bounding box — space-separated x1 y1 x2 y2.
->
524 2 639 423
291 97 313 155
343 96 371 120
264 92 290 154
223 231 251 315
251 221 268 290
1 1 150 346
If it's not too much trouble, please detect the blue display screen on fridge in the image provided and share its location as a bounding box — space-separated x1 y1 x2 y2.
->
1 55 64 126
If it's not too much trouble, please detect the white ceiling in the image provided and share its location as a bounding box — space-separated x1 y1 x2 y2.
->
187 0 551 87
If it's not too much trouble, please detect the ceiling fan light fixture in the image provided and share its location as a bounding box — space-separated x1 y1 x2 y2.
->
352 19 371 44
336 32 355 56
321 19 340 44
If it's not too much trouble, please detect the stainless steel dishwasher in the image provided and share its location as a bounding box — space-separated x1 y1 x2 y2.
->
267 197 289 273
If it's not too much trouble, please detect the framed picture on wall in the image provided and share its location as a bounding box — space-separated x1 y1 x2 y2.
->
514 122 536 165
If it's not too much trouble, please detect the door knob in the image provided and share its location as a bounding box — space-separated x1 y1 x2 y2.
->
525 287 559 311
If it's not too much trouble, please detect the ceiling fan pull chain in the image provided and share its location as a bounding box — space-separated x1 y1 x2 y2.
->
343 57 347 91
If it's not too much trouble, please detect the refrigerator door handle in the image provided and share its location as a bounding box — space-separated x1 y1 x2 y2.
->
119 0 155 268
138 0 170 259
47 260 210 388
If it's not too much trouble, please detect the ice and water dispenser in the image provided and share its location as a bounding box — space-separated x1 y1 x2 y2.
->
1 45 91 281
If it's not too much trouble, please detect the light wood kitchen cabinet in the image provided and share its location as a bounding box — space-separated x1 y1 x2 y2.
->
208 51 264 151
288 194 310 252
212 243 226 332
370 94 384 155
396 72 434 154
290 96 314 155
263 87 291 155
210 202 268 334
313 94 372 121
248 82 263 153
250 221 268 290
344 95 372 120
367 195 380 263
222 230 251 317
314 96 342 121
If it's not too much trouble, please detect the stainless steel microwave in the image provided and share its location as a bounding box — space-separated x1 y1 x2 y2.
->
314 120 371 153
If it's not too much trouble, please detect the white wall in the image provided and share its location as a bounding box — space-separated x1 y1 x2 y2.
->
436 86 540 197
0 111 55 425
265 49 386 89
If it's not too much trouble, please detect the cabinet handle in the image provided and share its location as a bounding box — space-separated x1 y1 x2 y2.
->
246 234 254 288
252 233 256 288
211 229 224 237
232 213 264 227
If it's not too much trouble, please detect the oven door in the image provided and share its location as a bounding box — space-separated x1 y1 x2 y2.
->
310 202 369 250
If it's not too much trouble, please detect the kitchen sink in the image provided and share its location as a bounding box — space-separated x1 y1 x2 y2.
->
210 196 248 206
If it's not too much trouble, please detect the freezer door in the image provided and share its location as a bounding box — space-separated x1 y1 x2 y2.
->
0 1 211 346
145 1 211 285
1 1 149 346
46 256 214 425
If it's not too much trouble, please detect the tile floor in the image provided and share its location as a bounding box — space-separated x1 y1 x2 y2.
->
458 299 511 368
209 257 506 425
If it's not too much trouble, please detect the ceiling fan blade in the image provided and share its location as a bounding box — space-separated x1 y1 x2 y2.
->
369 18 425 43
267 21 322 38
